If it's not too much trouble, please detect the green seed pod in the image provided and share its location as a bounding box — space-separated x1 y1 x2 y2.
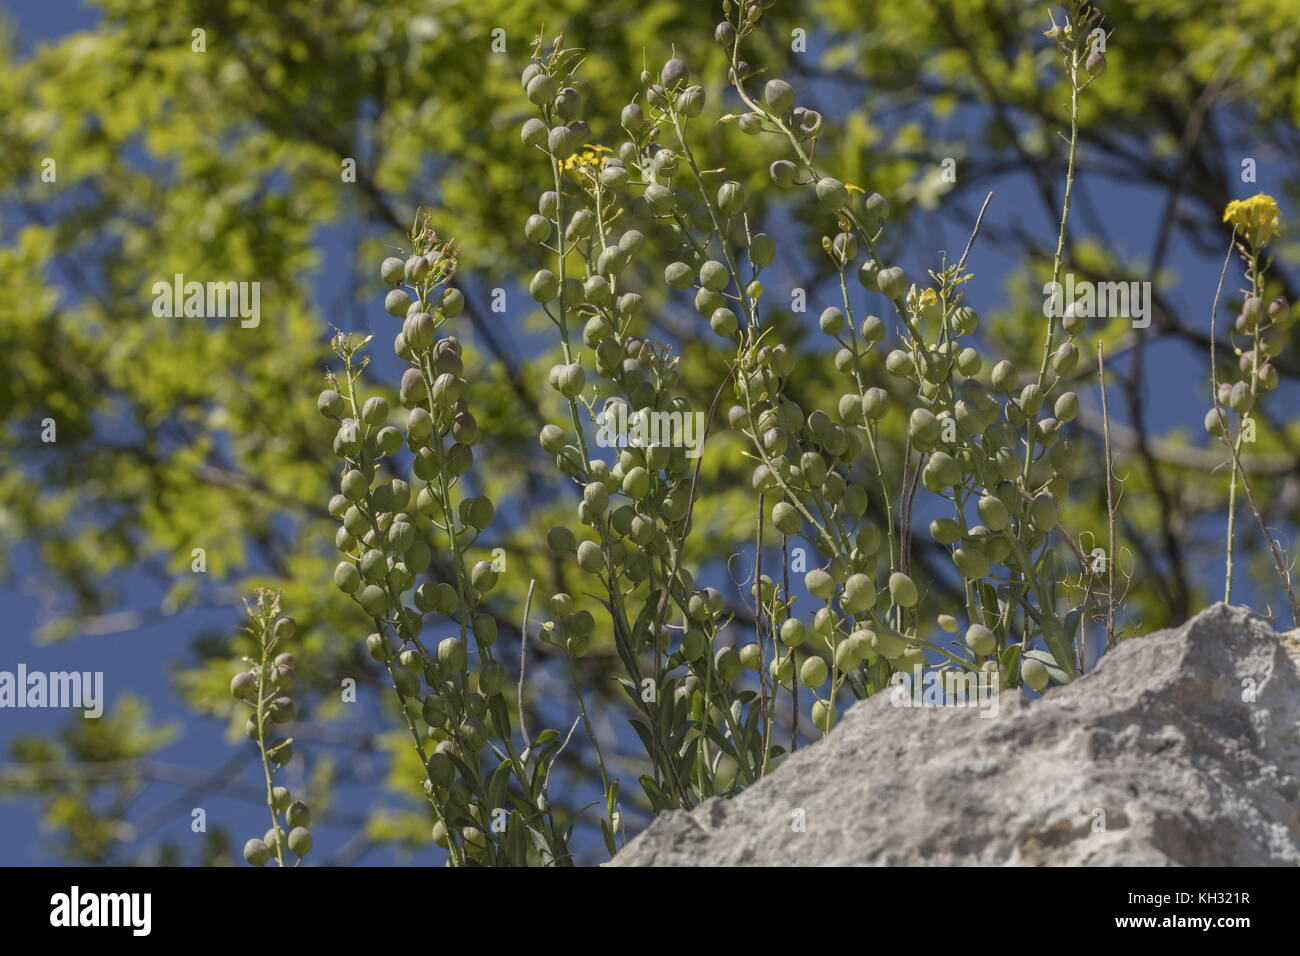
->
1029 492 1058 529
317 389 345 419
268 740 293 767
811 699 836 733
780 618 807 648
521 117 548 148
858 259 881 291
358 585 390 617
1052 342 1079 375
869 627 905 659
243 838 270 866
380 257 405 285
991 360 1017 393
710 307 739 337
436 636 466 673
622 466 651 500
1054 391 1079 423
479 659 507 697
576 540 605 574
805 568 836 601
926 451 962 488
956 347 982 377
526 73 556 105
863 191 891 228
908 408 941 447
714 646 742 682
819 307 845 336
1204 408 1226 436
230 670 257 701
470 560 498 593
699 260 729 292
341 469 368 502
287 826 312 858
815 177 848 211
965 624 997 657
771 501 802 535
977 495 1010 532
769 160 798 188
399 367 427 408
889 572 919 608
1019 383 1043 416
538 424 566 455
928 517 962 546
717 181 745 216
738 642 762 671
333 561 362 594
842 573 876 613
1085 50 1106 77
835 636 865 672
877 266 907 300
800 655 828 688
529 269 559 303
764 78 795 114
384 288 410 317
953 547 991 580
1021 657 1050 692
894 646 926 674
1061 301 1088 336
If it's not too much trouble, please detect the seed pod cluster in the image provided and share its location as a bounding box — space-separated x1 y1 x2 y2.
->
232 592 312 866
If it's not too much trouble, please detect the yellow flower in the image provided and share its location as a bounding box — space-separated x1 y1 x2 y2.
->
1223 193 1281 247
562 144 615 187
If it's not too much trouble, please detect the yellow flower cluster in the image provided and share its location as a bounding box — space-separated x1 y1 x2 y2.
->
562 145 615 187
1223 193 1281 247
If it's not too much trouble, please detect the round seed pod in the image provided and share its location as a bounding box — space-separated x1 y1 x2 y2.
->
738 642 762 671
953 548 991 580
867 627 904 659
1085 50 1107 77
863 191 894 228
230 671 257 701
815 177 848 211
470 560 498 593
333 561 361 594
715 647 742 682
800 655 828 688
819 307 845 336
380 257 405 285
699 260 729 292
661 57 689 87
576 540 605 574
926 451 962 488
842 573 876 613
1021 657 1050 692
268 740 293 767
835 636 865 672
621 102 645 132
1052 342 1079 375
243 838 270 866
1061 301 1088 336
771 501 801 535
877 266 907 300
538 424 566 454
858 259 881 291
317 389 345 419
1054 391 1079 423
764 78 795 114
1204 409 1226 437
810 699 836 733
358 585 390 617
526 73 556 104
908 408 942 446
1029 492 1058 529
889 572 919 608
520 117 548 148
805 568 836 601
398 368 427 408
780 618 807 648
710 307 739 337
977 495 1010 532
383 288 410 317
929 517 963 545
769 160 798 188
965 624 997 656
529 269 559 303
287 826 312 858
717 181 745 216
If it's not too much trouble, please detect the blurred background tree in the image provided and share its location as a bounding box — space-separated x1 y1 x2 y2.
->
0 0 1296 864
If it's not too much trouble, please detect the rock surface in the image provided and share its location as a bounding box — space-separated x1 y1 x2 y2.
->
611 603 1300 866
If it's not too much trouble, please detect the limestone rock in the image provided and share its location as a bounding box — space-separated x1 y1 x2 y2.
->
610 603 1300 866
